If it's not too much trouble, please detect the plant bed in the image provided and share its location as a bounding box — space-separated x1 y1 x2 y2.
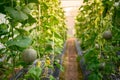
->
75 39 90 80
10 68 28 80
52 41 67 80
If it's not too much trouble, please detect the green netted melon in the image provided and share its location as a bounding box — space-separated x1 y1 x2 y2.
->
22 49 37 63
103 30 112 40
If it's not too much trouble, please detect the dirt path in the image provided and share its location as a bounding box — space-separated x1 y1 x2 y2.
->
59 38 83 80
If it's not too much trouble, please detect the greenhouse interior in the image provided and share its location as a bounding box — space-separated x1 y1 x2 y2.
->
0 0 120 80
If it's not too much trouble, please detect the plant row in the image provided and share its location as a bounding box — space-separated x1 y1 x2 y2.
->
0 0 67 79
75 0 120 80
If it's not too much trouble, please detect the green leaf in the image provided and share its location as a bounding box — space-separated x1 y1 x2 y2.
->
54 47 62 54
83 0 88 3
50 15 59 25
18 11 29 21
22 6 31 14
6 36 32 48
5 7 28 22
84 49 97 62
88 73 101 80
50 75 55 80
54 31 62 38
0 24 8 37
25 67 42 79
24 0 39 4
55 63 64 72
15 28 29 35
40 2 49 11
23 14 37 25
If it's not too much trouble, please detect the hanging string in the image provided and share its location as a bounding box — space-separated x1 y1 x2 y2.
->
38 3 41 58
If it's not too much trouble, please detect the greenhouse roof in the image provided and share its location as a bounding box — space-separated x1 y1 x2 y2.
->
60 0 83 37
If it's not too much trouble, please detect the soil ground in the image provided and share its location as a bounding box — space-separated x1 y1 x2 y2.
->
59 38 83 80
